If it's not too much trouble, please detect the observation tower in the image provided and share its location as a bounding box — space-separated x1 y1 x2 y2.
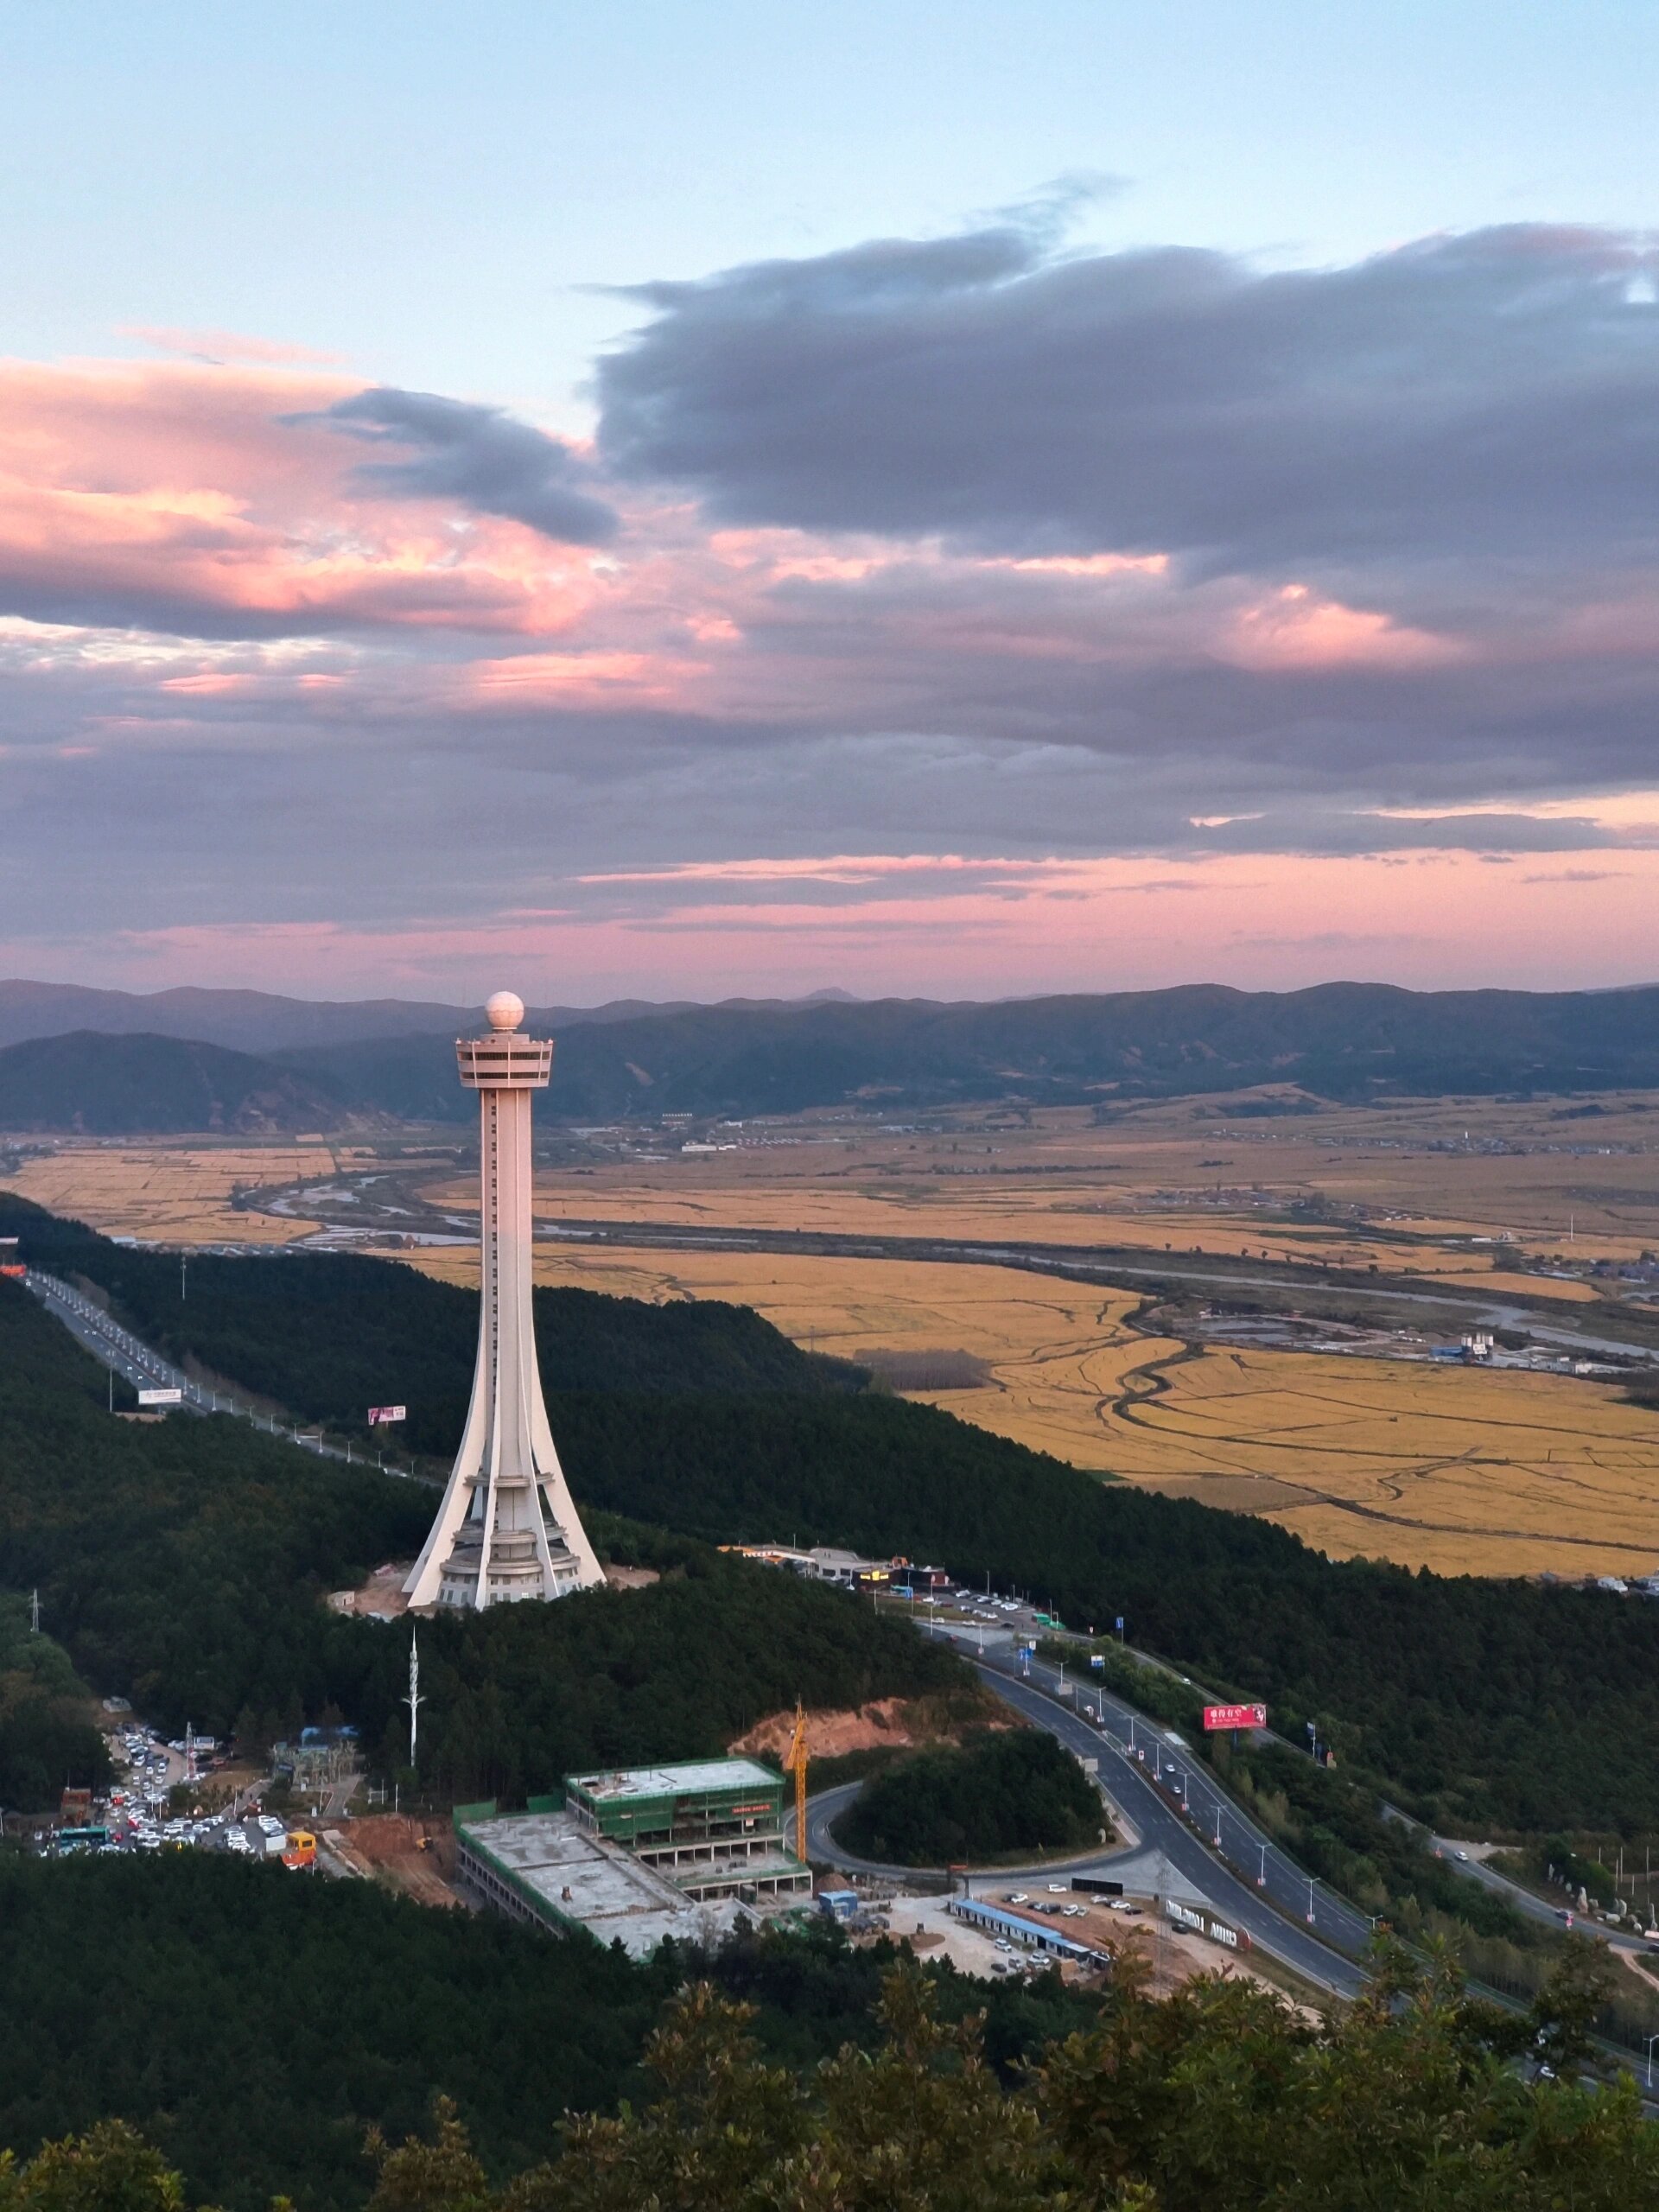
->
404 991 603 1610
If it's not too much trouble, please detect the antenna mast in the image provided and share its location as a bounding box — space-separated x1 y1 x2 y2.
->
402 1627 425 1766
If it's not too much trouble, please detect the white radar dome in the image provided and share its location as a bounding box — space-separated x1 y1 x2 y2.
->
485 990 526 1032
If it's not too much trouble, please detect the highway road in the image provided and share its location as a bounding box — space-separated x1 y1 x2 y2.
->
1416 1821 1659 1956
24 1268 429 1479
804 1629 1369 1999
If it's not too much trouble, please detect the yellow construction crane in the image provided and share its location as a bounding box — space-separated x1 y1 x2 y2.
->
784 1699 809 1859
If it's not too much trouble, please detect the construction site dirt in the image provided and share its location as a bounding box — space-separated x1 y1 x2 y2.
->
329 1815 467 1909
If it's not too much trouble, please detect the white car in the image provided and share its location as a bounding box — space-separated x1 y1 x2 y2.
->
1047 1883 1068 1893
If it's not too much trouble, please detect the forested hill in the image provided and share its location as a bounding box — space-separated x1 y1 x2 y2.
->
276 978 1659 1118
0 1030 360 1135
0 1194 856 1452
0 1271 963 1798
11 1193 1659 1835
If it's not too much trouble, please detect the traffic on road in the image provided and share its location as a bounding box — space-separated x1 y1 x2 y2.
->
24 1267 422 1478
33 1722 319 1870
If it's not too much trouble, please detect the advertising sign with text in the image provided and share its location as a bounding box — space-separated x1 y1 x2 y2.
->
1202 1701 1267 1732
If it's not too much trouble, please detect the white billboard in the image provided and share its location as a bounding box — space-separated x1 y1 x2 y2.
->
137 1387 184 1408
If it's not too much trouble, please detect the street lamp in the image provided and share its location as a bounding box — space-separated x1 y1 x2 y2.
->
1306 1878 1316 1925
1257 1842 1268 1888
1646 2031 1659 2089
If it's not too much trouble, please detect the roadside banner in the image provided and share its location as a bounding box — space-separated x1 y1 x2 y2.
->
137 1388 184 1408
368 1405 407 1426
1202 1701 1268 1732
1166 1897 1252 1950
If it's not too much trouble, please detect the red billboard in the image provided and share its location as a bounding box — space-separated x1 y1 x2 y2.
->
1202 1701 1267 1732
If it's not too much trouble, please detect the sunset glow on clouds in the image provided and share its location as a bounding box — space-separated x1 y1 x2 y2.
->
3 213 1659 1001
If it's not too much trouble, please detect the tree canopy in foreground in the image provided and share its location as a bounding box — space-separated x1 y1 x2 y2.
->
5 1945 1656 2212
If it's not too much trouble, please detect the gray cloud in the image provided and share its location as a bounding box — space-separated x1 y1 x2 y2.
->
306 386 619 544
598 222 1659 598
10 215 1659 976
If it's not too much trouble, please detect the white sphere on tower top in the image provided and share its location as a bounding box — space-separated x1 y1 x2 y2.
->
485 990 526 1033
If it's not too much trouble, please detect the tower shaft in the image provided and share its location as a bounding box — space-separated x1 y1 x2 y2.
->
404 998 603 1610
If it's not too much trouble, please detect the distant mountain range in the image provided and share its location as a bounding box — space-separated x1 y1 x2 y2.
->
0 979 861 1054
0 1032 360 1136
3 980 1659 1134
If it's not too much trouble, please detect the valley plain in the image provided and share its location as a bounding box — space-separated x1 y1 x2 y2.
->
10 1086 1659 1579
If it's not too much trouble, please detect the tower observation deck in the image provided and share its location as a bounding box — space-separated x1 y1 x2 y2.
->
404 991 603 1610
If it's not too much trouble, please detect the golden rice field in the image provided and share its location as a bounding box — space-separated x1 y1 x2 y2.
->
14 1102 1659 1579
422 1164 1615 1287
460 1084 1659 1268
391 1242 1659 1580
0 1143 348 1244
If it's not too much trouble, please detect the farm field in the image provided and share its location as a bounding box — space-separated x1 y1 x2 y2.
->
423 1160 1632 1286
13 1087 1659 1274
0 1142 345 1244
11 1094 1659 1580
426 1086 1659 1279
392 1242 1659 1580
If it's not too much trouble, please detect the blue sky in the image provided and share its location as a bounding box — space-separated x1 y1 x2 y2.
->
4 0 1655 421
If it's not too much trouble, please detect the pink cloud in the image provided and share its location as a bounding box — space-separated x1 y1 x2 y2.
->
0 357 607 638
1221 584 1465 671
23 845 1659 1001
124 327 347 366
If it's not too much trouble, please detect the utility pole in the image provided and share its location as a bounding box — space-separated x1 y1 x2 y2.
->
181 1253 187 1301
29 1588 41 1634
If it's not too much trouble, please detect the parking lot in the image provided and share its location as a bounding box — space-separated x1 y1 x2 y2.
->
40 1724 311 1867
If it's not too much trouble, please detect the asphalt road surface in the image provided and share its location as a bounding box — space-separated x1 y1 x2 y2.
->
25 1268 427 1478
1419 1825 1659 1956
806 1630 1369 1999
